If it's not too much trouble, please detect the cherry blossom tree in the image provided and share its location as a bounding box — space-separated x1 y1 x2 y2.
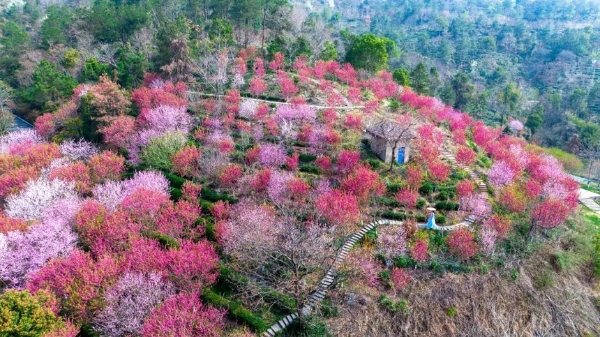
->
5 178 77 221
377 225 407 262
259 143 287 168
59 139 98 160
316 189 360 226
396 188 419 208
456 179 475 198
446 228 477 260
140 293 225 337
336 150 360 175
455 146 476 166
93 272 175 337
488 160 517 189
410 238 429 262
391 268 412 290
459 193 492 220
171 145 201 178
27 250 122 323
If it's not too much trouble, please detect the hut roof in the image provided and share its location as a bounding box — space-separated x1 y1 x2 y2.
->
366 121 416 141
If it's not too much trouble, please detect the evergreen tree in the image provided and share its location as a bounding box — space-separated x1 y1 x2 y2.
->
410 63 430 95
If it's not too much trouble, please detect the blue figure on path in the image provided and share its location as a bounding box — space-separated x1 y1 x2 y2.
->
426 208 436 229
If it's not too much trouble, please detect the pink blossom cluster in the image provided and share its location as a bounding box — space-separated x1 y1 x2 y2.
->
60 139 99 160
377 225 407 260
0 129 43 155
93 171 169 210
259 143 287 168
459 193 492 220
487 161 516 189
274 104 316 124
93 272 175 336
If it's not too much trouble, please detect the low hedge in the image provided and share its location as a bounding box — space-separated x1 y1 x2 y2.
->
380 211 407 221
202 290 269 333
201 187 238 203
299 153 317 162
142 230 180 249
164 172 186 188
299 164 320 174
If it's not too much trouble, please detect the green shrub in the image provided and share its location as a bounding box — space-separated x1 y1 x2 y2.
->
202 290 268 332
299 153 317 162
320 300 339 318
200 200 214 214
379 295 409 314
435 201 460 211
379 270 390 282
378 197 401 208
386 182 402 193
419 181 436 195
170 187 182 200
367 158 381 169
394 255 416 268
415 214 427 222
0 290 64 336
436 215 446 224
263 289 297 314
299 164 320 174
142 230 180 249
141 132 187 171
447 307 457 317
416 198 427 209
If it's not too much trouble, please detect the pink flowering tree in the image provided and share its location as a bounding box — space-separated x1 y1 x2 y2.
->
140 293 225 337
396 188 419 208
455 146 476 166
93 272 175 336
377 225 407 262
488 161 516 189
259 143 287 168
459 193 492 221
27 250 122 323
410 238 429 262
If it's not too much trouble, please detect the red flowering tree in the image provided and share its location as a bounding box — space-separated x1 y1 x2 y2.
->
171 145 201 178
446 228 477 260
428 160 451 182
396 188 419 208
455 146 476 166
316 190 360 226
410 238 429 262
456 179 475 198
341 165 384 204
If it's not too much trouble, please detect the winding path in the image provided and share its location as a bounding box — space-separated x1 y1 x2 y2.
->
262 148 489 336
186 91 365 110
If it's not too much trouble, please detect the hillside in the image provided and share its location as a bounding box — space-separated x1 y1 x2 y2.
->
0 1 599 337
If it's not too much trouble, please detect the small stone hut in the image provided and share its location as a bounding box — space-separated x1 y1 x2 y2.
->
366 121 415 164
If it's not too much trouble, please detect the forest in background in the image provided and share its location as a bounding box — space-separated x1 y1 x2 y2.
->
299 0 600 161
